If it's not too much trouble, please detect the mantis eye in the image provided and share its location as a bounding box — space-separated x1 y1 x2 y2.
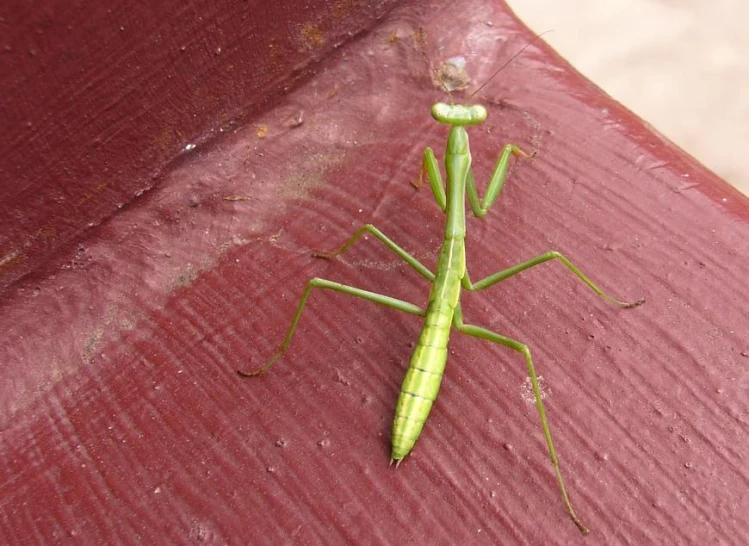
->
431 103 488 126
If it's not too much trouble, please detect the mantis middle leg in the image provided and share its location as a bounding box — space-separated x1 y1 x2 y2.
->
462 251 645 308
314 223 435 282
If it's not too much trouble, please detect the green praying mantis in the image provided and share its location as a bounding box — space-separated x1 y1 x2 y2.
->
239 39 644 535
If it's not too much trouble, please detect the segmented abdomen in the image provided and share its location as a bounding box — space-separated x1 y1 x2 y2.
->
391 269 460 461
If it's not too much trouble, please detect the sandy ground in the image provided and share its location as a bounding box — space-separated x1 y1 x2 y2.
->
510 0 748 196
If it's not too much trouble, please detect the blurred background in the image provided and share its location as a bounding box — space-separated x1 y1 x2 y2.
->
511 0 748 195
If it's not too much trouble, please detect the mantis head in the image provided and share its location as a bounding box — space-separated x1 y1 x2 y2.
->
431 102 488 126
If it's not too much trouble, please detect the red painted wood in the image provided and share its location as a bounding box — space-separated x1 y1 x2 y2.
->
1 0 747 543
0 0 400 292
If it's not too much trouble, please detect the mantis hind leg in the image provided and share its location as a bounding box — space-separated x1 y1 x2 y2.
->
452 305 590 535
463 250 644 308
314 223 435 282
238 278 425 376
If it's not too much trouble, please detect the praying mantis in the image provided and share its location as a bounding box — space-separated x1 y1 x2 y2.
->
239 40 644 535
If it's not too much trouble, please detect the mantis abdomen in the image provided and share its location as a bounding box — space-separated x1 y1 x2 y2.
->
392 233 466 461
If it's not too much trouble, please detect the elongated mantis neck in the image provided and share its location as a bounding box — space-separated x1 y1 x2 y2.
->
443 126 469 240
432 102 488 240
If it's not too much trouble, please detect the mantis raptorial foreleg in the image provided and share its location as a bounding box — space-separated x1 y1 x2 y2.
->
422 148 446 211
466 144 531 217
463 251 645 308
452 304 590 535
423 143 530 217
237 278 425 377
